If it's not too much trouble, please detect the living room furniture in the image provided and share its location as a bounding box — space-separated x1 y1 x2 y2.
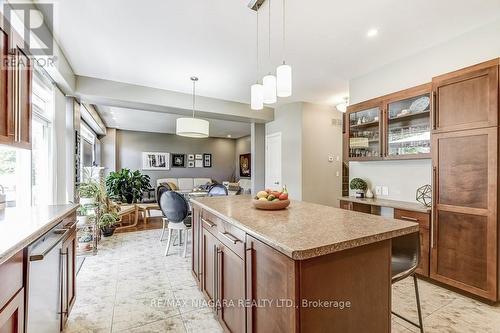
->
159 191 192 257
156 177 212 194
391 232 424 333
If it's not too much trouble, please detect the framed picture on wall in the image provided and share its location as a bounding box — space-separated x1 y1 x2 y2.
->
187 154 195 161
203 153 212 168
188 161 195 168
195 160 203 168
172 154 186 168
239 153 251 177
142 152 170 170
195 154 203 160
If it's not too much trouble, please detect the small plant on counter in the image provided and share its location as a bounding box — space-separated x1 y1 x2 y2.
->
98 212 119 237
105 168 151 204
76 206 89 226
77 181 100 205
350 178 368 198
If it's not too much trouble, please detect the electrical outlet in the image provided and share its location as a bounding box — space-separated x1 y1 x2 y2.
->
336 155 340 161
382 186 389 196
336 171 339 177
375 186 382 195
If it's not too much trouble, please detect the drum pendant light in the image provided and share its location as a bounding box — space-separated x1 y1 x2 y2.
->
176 77 209 138
263 0 277 104
251 6 264 110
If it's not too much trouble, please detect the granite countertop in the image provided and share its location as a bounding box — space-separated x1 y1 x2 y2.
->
339 196 431 213
0 204 79 265
191 196 419 260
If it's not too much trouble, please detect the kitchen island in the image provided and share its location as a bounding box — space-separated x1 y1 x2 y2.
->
190 195 419 333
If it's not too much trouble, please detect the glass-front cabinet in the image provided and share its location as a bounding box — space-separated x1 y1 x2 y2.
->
386 92 431 158
348 105 382 159
345 84 431 161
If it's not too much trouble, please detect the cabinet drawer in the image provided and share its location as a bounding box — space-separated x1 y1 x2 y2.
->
217 221 246 259
201 210 220 234
0 250 23 310
394 209 430 229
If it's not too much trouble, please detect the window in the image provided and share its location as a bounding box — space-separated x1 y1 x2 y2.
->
31 68 54 206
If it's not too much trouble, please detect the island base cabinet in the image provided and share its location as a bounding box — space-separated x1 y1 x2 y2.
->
0 289 24 333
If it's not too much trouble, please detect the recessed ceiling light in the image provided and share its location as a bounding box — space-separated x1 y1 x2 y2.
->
226 134 232 138
367 28 378 38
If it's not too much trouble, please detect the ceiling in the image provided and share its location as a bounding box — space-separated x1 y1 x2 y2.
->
98 106 251 139
43 0 500 107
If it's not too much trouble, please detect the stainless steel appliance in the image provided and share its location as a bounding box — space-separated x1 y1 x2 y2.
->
27 222 71 333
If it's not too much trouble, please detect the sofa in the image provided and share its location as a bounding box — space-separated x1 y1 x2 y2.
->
157 178 212 194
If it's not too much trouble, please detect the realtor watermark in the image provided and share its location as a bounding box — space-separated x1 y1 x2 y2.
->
151 298 352 310
2 3 56 68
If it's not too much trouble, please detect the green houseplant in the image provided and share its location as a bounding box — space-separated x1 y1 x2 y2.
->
78 180 100 205
98 212 118 237
105 169 151 204
350 178 368 198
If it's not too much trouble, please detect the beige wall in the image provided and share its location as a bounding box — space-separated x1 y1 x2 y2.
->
301 103 343 207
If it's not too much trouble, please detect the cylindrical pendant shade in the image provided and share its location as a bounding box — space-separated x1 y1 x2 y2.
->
176 117 209 138
251 83 264 110
263 74 277 104
276 64 292 97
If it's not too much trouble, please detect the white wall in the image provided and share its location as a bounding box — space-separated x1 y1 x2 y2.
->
265 103 303 200
348 19 500 203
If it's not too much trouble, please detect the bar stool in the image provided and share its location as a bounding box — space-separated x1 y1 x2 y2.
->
157 185 171 242
391 232 424 333
208 184 228 196
159 190 191 257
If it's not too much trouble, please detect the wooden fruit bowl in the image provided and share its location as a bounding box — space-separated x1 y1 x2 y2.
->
252 199 290 210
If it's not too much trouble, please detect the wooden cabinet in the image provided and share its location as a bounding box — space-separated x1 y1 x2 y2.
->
246 235 298 333
218 243 246 333
0 289 24 333
394 209 430 276
201 227 218 303
345 84 431 161
432 59 498 133
61 224 77 327
431 127 498 300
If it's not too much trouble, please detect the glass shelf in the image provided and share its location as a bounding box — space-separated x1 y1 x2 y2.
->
349 107 380 158
387 93 431 157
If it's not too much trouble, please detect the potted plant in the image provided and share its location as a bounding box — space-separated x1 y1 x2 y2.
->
78 181 100 205
105 168 151 204
98 212 118 237
76 206 89 226
350 178 368 198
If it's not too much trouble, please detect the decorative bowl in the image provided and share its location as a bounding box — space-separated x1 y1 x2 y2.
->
252 199 290 210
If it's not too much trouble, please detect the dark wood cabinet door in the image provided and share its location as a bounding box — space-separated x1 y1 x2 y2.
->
218 245 245 333
201 228 218 303
62 228 77 326
246 235 298 333
0 27 11 145
431 127 498 300
432 61 498 133
0 288 24 333
191 206 201 286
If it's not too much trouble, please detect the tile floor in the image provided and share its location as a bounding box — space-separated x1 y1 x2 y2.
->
65 229 500 333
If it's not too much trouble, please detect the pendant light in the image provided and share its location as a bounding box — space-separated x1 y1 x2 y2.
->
176 77 209 138
276 0 292 97
263 0 277 104
251 6 263 110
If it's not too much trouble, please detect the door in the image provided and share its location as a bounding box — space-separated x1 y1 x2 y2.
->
218 245 246 333
432 61 498 133
246 235 298 333
201 228 218 304
431 127 498 300
265 132 282 190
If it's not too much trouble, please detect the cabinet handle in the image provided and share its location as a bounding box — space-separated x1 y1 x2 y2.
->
219 232 240 244
245 245 254 333
431 166 437 248
432 91 437 130
12 54 18 142
202 218 216 228
399 216 419 222
213 244 218 310
217 247 223 312
17 58 21 142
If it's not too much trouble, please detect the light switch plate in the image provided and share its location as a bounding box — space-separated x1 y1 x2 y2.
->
336 171 339 177
375 186 382 195
382 186 389 196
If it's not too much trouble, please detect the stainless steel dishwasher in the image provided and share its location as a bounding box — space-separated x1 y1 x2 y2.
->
27 222 71 333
